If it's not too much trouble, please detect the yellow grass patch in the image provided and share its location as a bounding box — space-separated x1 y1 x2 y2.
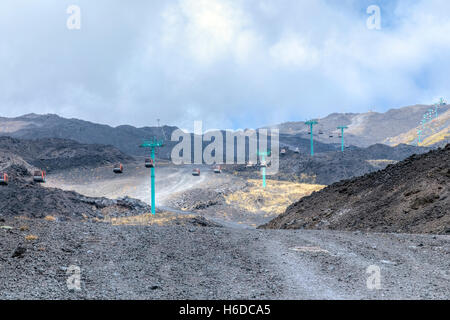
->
25 235 38 241
104 212 196 226
420 129 450 146
225 179 325 216
44 215 56 222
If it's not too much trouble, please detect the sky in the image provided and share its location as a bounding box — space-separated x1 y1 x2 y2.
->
0 0 449 131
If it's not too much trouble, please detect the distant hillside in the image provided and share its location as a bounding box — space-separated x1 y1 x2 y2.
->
260 145 450 235
268 104 450 147
0 113 341 161
229 143 430 185
385 109 450 147
0 136 133 173
0 113 178 157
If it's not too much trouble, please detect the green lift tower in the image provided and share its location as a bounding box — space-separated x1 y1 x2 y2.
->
337 126 348 152
257 150 271 188
140 138 164 215
305 120 318 156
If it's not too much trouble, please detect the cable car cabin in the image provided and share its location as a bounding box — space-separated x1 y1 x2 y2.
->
0 173 8 185
113 163 123 174
280 148 286 156
33 170 46 183
213 165 221 173
192 168 201 176
145 158 154 168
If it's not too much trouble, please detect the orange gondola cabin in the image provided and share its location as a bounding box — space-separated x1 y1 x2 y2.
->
113 163 123 174
145 158 154 168
0 173 8 185
33 170 46 183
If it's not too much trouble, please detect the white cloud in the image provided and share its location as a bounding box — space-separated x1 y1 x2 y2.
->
161 0 252 64
0 0 450 129
269 33 320 69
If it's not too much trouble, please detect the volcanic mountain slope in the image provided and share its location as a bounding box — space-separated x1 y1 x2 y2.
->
0 152 217 227
268 104 450 147
0 136 133 173
260 144 450 234
0 161 150 220
230 143 430 185
0 113 340 161
0 144 145 220
0 113 177 157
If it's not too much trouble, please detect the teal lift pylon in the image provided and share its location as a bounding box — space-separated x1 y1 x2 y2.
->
305 120 318 156
257 150 271 188
337 126 348 152
140 138 164 215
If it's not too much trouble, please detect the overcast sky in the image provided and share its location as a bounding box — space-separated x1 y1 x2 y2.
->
0 0 449 130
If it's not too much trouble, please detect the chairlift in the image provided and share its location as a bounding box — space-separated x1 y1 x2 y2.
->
33 170 46 182
145 158 154 168
0 173 8 185
113 163 123 174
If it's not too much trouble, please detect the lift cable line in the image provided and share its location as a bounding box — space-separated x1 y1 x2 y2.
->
157 118 167 141
305 120 318 156
140 138 164 215
337 125 348 152
257 150 271 188
414 98 446 146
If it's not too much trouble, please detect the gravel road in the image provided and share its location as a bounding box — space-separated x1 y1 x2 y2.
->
0 217 448 299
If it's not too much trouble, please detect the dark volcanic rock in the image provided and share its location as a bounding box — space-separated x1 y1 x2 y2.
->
260 144 450 235
0 136 133 173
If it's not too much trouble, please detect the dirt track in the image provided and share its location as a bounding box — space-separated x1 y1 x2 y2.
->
1 217 448 299
45 161 251 226
45 161 228 208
